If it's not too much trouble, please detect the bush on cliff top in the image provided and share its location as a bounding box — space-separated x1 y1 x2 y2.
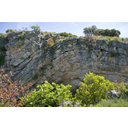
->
6 29 18 33
59 32 77 37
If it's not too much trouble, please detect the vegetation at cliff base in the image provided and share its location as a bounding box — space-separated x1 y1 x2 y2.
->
21 81 72 107
0 69 128 107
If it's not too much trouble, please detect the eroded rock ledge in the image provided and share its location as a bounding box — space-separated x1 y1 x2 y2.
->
1 31 128 93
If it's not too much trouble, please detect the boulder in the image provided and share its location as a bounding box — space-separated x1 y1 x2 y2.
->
108 90 120 98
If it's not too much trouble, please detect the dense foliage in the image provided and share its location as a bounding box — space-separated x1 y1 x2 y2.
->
75 72 114 105
46 37 55 48
83 25 97 36
21 81 72 107
83 25 121 37
94 29 121 37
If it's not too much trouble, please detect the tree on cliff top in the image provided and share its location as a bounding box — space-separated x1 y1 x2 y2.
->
31 25 41 31
94 28 121 37
83 25 97 36
83 25 121 37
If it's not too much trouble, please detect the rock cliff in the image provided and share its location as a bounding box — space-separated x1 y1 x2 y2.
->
1 31 128 93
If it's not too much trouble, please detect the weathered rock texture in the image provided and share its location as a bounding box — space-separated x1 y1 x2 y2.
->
1 31 128 93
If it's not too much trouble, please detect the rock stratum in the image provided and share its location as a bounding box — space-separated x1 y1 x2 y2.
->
1 31 128 93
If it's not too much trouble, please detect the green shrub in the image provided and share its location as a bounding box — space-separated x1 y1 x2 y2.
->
75 72 114 105
21 81 72 107
59 32 77 37
6 29 17 33
18 33 25 40
31 25 40 31
46 37 54 48
94 28 121 37
55 39 61 43
43 32 58 36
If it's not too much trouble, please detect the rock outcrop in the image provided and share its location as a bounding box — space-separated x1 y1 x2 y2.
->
1 31 128 93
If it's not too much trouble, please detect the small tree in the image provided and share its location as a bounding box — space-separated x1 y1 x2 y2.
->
83 25 97 36
75 72 114 105
31 25 41 31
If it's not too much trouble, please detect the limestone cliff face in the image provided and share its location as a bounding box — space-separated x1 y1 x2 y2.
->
1 31 128 93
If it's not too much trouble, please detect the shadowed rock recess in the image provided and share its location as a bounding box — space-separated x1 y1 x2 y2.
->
1 31 128 93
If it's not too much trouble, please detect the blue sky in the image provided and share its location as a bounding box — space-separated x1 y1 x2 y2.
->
1 22 128 38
